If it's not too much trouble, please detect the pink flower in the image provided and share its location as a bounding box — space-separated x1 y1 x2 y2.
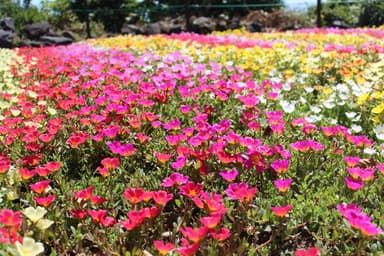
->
345 177 363 191
66 132 88 148
170 156 186 170
154 152 172 163
29 180 51 194
273 179 292 192
123 188 146 204
376 163 384 174
154 240 175 255
34 195 55 207
295 247 320 256
161 172 189 187
210 227 231 241
179 182 203 198
225 182 257 203
271 205 292 218
199 214 222 229
271 159 290 173
152 190 174 206
101 157 120 170
107 141 136 157
179 226 208 243
344 156 360 167
176 238 200 256
219 169 239 182
290 141 311 152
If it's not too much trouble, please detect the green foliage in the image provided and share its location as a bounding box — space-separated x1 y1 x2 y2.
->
0 0 48 30
307 0 363 27
359 1 384 27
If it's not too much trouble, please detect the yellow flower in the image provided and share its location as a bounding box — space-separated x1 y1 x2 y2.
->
357 93 370 106
372 102 384 114
15 237 44 256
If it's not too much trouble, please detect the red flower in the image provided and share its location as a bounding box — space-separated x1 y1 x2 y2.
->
199 214 222 229
0 157 11 174
152 191 173 206
74 186 93 201
66 132 89 148
179 226 208 243
88 209 107 223
123 188 146 204
70 209 88 219
176 238 200 256
210 227 231 241
43 161 62 173
29 180 51 194
179 182 203 198
154 240 175 255
295 247 320 256
101 157 120 170
19 168 35 180
154 152 172 164
0 209 22 230
34 195 55 207
271 205 293 218
90 195 107 205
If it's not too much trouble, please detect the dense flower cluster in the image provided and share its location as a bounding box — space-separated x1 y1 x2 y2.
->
0 28 383 255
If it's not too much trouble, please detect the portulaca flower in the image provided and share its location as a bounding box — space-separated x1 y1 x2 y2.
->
279 100 296 113
374 125 384 141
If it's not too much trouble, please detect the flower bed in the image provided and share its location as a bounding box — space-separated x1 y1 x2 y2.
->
0 29 383 255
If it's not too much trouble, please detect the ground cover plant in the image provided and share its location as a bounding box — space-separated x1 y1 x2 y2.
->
0 28 383 255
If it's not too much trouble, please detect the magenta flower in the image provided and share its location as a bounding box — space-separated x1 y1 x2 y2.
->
271 205 293 217
225 182 257 203
219 169 239 182
337 203 383 237
161 172 189 187
271 159 290 173
345 177 363 191
107 141 136 157
346 167 363 179
377 163 384 174
170 156 186 170
344 156 360 167
290 140 311 152
273 179 292 192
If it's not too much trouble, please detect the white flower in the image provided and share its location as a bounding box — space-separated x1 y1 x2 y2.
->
310 106 322 114
363 148 377 155
23 207 47 223
323 100 335 109
374 125 384 141
351 124 362 133
15 237 44 256
279 100 296 113
345 112 357 119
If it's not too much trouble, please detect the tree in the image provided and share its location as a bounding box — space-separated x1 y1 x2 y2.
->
70 0 138 34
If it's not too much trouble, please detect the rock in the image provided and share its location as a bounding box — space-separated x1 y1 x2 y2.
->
0 29 14 48
191 17 216 34
168 24 183 34
332 20 350 29
0 17 15 32
121 24 143 35
229 17 241 30
61 31 76 40
246 22 262 33
18 40 46 48
23 22 51 40
145 23 162 35
39 36 72 45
